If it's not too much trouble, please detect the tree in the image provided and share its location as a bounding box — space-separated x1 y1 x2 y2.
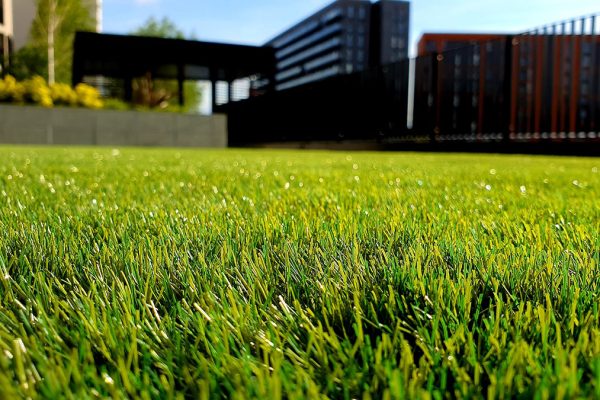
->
129 17 202 113
29 0 93 84
131 17 185 39
6 45 48 81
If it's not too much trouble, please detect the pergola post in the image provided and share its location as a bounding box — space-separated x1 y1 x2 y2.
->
177 63 185 107
229 80 235 104
124 75 133 102
211 76 218 113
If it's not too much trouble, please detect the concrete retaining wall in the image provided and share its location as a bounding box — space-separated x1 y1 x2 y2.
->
0 105 227 147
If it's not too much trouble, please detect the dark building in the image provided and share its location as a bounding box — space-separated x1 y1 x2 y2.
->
417 33 506 56
413 31 600 140
266 0 410 91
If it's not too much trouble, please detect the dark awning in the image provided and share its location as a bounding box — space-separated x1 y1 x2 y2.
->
73 31 275 83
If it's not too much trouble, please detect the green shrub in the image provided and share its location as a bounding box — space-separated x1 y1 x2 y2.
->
102 97 131 111
103 97 196 114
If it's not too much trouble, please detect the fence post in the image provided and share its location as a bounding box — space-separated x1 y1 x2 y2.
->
591 15 598 134
502 35 514 142
430 52 440 144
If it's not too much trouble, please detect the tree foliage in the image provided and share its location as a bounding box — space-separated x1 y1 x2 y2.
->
29 0 94 84
6 45 48 81
131 16 185 39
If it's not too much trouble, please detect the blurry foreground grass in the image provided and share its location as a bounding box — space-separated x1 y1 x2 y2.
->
0 147 599 398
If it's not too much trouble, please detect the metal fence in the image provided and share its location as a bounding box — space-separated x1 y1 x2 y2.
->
411 13 600 143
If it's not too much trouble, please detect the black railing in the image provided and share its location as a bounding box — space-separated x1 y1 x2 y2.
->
412 37 513 142
411 14 600 143
227 13 600 149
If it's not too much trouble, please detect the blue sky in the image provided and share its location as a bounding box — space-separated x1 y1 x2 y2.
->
103 0 599 56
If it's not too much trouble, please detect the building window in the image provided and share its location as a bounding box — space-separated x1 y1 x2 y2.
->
272 21 319 49
581 81 589 95
277 37 342 69
322 8 342 23
391 37 403 49
276 66 303 82
347 6 355 18
275 22 343 59
304 51 341 71
357 50 364 62
346 34 354 47
276 65 341 91
358 7 366 20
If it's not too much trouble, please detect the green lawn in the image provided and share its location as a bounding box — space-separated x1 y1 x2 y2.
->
0 147 598 399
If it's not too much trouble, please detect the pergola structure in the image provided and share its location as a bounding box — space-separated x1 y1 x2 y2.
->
72 32 275 109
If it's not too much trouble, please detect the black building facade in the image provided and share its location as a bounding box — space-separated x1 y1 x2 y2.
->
72 32 275 111
265 0 409 91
